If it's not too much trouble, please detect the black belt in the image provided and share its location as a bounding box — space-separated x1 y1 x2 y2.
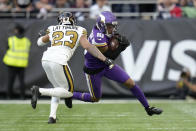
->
83 66 104 75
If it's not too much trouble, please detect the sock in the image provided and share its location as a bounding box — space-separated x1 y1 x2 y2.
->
73 92 93 102
49 97 60 119
130 85 149 108
39 87 73 98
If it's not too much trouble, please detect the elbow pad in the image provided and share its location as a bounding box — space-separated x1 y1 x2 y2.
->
37 37 47 46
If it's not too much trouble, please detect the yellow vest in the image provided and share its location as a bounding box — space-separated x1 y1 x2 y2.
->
3 36 31 67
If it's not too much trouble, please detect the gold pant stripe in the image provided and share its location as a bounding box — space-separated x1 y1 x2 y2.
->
88 75 96 99
63 65 74 93
66 66 74 87
65 65 74 93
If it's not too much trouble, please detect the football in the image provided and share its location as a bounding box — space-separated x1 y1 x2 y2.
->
109 36 119 51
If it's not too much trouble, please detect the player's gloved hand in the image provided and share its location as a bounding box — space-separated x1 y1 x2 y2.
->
145 106 163 116
114 33 130 46
104 58 114 69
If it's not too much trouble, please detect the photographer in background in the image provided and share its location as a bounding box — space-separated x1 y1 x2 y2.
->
175 68 191 99
182 72 196 93
170 68 193 99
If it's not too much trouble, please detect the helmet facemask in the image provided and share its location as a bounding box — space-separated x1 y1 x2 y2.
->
105 22 118 38
57 12 76 25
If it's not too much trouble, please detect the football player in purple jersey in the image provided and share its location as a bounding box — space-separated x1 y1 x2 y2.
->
66 11 162 116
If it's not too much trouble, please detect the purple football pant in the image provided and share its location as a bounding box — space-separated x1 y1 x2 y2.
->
73 64 149 108
73 65 129 102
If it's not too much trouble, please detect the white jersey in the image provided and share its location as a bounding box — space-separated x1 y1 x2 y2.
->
42 25 87 65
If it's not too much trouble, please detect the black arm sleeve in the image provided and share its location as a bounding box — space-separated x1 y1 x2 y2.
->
103 46 124 60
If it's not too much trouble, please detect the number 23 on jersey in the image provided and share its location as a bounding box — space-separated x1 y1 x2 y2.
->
52 30 78 49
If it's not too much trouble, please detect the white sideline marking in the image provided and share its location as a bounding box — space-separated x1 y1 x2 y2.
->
0 99 194 104
0 127 136 130
1 127 196 131
147 128 196 130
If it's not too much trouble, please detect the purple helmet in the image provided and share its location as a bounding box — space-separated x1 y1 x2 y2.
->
96 11 118 37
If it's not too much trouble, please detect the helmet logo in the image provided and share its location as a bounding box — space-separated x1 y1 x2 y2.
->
100 14 105 23
112 21 118 25
96 11 118 37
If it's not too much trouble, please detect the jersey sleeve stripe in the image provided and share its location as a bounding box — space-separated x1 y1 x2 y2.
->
46 29 50 34
95 43 107 47
82 29 87 36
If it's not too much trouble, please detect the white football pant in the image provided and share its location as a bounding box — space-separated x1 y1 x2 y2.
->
40 60 74 98
41 60 74 119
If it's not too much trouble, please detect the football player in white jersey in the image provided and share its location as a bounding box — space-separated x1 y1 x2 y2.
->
31 12 113 124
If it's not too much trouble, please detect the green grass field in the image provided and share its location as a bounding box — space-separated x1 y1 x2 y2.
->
0 100 196 131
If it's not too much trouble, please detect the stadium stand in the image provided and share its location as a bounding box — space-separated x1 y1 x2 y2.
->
0 0 157 19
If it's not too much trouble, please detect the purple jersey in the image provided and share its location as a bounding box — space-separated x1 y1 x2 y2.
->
84 26 109 69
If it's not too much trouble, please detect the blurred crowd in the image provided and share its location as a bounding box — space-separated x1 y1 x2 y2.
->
157 0 196 19
0 0 196 19
0 0 111 19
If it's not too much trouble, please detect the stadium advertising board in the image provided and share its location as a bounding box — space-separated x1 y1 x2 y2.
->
0 19 195 97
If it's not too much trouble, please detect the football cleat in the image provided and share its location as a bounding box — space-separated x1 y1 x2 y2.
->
64 97 72 108
31 85 40 109
48 117 56 124
145 106 163 116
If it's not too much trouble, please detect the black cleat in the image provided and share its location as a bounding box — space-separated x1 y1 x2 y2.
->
145 106 163 116
48 117 56 124
31 85 40 109
64 97 72 108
